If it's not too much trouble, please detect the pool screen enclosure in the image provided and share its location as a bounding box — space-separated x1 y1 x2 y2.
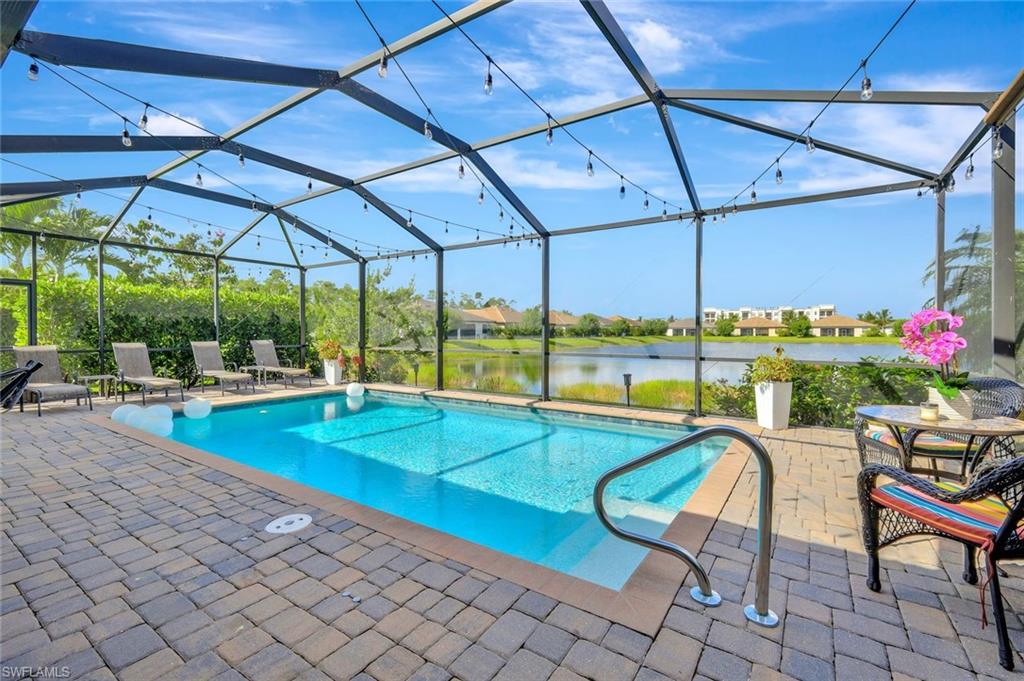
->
0 0 1019 413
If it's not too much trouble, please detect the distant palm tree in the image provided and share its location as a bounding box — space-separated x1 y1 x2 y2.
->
0 198 59 276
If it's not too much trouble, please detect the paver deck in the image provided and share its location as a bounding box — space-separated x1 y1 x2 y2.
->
2 385 1022 680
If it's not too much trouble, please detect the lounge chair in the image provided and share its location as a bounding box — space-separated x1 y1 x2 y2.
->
112 342 185 404
860 458 1024 670
250 340 312 388
1 361 43 410
190 341 256 395
12 345 92 416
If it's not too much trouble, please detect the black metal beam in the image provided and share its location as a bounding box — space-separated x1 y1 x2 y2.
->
1 0 36 66
580 0 700 211
0 175 147 206
663 88 999 108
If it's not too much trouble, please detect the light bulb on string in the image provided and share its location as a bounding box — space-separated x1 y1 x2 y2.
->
27 61 39 81
306 175 313 194
237 152 245 168
586 152 594 177
458 159 465 180
363 201 368 214
732 204 738 215
946 175 956 193
661 203 667 220
147 209 152 221
720 209 726 223
965 154 975 181
642 192 649 211
195 170 203 187
484 59 493 95
478 185 485 205
407 210 414 228
805 136 816 153
498 206 504 222
300 245 304 258
378 53 388 78
251 200 258 213
324 247 329 260
860 61 873 101
545 116 553 145
121 120 132 148
917 188 924 198
775 161 783 185
475 230 480 241
618 176 625 200
993 129 1005 160
138 105 149 131
444 221 449 234
423 120 433 141
750 183 757 203
75 185 82 204
256 235 261 250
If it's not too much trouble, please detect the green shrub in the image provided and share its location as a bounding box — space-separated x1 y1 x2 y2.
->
630 379 695 409
556 382 624 403
474 374 523 394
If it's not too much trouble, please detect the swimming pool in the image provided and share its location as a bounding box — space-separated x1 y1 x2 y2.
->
168 392 728 589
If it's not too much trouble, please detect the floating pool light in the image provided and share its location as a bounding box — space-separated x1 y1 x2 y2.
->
346 382 366 397
183 398 212 419
111 404 142 424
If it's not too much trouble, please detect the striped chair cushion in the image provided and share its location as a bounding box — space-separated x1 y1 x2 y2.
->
871 481 1020 546
865 429 972 456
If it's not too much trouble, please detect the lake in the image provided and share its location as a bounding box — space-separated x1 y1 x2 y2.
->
443 340 908 396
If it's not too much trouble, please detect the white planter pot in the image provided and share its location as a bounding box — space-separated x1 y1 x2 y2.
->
755 381 793 430
927 386 974 420
323 359 343 386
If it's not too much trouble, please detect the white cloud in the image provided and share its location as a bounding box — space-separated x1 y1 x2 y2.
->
144 112 207 136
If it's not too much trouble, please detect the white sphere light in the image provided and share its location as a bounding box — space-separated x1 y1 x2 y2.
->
183 398 212 419
141 416 173 437
145 404 173 420
347 395 365 412
111 404 142 424
125 409 151 430
346 382 365 397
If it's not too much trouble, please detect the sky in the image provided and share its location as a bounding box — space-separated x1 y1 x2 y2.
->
2 0 1022 320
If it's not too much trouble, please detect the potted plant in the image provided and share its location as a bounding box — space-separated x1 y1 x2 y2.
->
316 339 345 385
900 308 971 418
751 346 796 430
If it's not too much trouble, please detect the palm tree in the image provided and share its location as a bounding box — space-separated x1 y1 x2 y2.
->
0 198 59 276
37 202 105 281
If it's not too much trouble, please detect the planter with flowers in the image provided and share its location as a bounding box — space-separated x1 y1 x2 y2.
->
316 339 347 386
900 308 972 419
751 347 796 430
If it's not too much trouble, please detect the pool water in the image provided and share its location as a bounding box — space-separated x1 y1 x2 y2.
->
169 392 727 589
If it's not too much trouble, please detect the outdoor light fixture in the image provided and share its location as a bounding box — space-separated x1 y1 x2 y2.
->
586 152 594 177
195 171 203 187
363 201 368 213
619 176 625 200
27 62 39 81
423 120 433 141
75 185 82 203
775 162 783 185
993 129 1005 160
860 61 873 101
946 175 956 193
478 185 485 204
256 235 261 250
545 116 553 145
121 121 132 148
661 203 668 220
720 209 727 223
251 200 258 213
732 204 738 215
498 206 504 222
965 154 975 181
643 192 649 211
377 53 388 78
750 182 758 203
458 159 465 179
623 373 632 406
805 136 816 153
475 230 480 241
483 61 493 95
444 221 449 234
138 105 149 131
306 176 313 194
237 152 245 168
147 209 152 221
407 210 413 228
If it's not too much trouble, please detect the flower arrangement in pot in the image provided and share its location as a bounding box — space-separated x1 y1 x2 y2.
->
750 346 796 430
900 308 971 419
315 339 346 385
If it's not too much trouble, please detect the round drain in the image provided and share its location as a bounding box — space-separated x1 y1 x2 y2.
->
264 513 312 534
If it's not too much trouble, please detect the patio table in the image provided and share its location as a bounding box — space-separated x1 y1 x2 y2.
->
239 365 266 388
855 404 1024 481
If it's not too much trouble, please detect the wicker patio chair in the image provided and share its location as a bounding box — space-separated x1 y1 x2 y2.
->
190 341 256 395
112 343 184 404
855 377 1024 475
250 340 312 388
859 458 1024 670
12 345 92 416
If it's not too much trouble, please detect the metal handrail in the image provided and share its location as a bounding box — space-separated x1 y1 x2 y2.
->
593 424 779 627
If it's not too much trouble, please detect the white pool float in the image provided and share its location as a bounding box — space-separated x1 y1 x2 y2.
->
145 404 173 420
183 398 212 419
346 382 365 397
346 395 365 412
140 416 174 437
111 404 142 424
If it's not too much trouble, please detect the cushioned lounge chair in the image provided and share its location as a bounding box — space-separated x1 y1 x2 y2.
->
112 342 184 404
860 458 1024 670
190 341 256 395
12 345 92 416
250 340 312 388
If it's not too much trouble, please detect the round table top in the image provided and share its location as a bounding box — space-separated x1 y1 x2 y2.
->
856 405 1024 437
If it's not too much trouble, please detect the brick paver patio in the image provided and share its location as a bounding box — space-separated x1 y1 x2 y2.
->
2 391 1022 680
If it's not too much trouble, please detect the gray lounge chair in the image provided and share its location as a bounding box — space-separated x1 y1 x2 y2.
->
250 340 312 388
191 341 256 395
12 345 92 416
112 342 184 404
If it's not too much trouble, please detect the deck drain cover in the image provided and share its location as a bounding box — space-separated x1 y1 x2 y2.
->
265 514 312 534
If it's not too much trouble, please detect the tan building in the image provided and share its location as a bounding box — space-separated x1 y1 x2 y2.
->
449 305 523 338
811 314 875 337
666 318 696 337
548 310 579 330
733 317 785 337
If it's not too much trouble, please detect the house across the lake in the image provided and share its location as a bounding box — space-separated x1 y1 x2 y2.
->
448 305 522 338
703 304 836 325
666 318 697 336
811 314 875 337
733 316 786 337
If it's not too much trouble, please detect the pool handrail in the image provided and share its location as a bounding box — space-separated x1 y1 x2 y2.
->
593 424 779 627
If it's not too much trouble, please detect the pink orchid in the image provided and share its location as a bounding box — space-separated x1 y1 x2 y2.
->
900 308 969 393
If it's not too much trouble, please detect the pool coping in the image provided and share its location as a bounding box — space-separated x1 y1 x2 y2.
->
88 383 759 636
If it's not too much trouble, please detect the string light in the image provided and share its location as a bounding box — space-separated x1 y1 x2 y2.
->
363 201 368 213
992 128 1005 160
306 175 313 194
661 203 667 220
805 136 816 153
475 230 480 241
860 60 873 101
775 161 783 185
478 185 485 205
121 119 132 148
423 120 433 141
618 176 625 200
256 235 261 250
498 206 504 222
642 192 649 211
195 170 203 187
586 152 594 177
407 210 414 228
946 174 956 193
27 61 39 81
75 184 82 203
965 153 974 181
458 159 465 180
483 59 493 95
750 182 758 203
251 199 258 213
138 104 149 131
237 152 245 168
377 53 388 78
545 115 553 145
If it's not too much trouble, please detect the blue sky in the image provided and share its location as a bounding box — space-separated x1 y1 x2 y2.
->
2 0 1022 319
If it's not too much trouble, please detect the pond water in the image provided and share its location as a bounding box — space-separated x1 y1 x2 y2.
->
443 340 907 396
